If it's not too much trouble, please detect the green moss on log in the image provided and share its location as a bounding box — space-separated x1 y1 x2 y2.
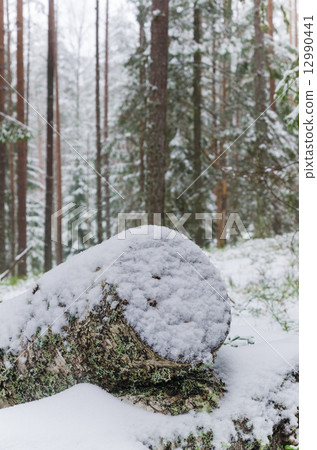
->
157 372 298 449
0 283 224 412
158 417 298 450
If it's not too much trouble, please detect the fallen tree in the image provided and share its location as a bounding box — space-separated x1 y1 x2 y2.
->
0 246 33 281
0 226 231 410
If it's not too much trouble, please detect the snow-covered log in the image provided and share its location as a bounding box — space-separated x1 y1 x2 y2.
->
0 226 231 409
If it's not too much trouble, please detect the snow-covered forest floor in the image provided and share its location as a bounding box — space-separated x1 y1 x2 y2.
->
0 234 299 450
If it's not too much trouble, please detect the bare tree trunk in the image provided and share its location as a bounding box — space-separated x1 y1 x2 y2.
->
6 0 15 265
138 2 147 198
219 74 227 248
44 0 55 272
37 112 44 192
25 0 30 125
103 0 110 239
146 0 169 223
0 0 6 272
254 0 268 237
211 5 218 241
95 0 102 243
267 0 276 111
16 0 27 277
193 2 204 247
86 135 91 247
216 0 231 248
54 8 62 264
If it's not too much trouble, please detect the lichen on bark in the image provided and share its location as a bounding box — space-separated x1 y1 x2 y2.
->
0 282 224 413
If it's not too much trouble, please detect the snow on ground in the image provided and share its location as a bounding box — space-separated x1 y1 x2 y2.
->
0 275 36 303
0 233 298 449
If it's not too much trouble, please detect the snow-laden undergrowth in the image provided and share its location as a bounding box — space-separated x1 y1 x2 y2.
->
0 233 298 449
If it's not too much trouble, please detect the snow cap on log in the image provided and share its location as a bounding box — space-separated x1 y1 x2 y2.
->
0 226 231 363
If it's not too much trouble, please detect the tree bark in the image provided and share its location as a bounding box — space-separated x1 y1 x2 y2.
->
216 0 231 248
0 0 6 273
36 112 44 192
253 0 268 237
211 5 219 243
44 0 55 272
0 283 224 414
54 7 63 265
146 0 169 223
16 0 27 277
95 0 102 243
103 0 110 239
138 2 147 198
193 2 204 247
6 0 15 265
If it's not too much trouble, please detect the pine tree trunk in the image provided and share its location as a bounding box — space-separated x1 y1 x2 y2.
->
211 7 218 239
146 0 169 222
37 112 44 193
54 8 63 265
104 0 110 239
193 3 204 247
216 0 231 248
16 0 27 277
218 73 227 249
25 0 30 125
0 0 6 273
267 0 276 111
289 0 293 46
253 0 268 237
44 0 55 272
6 0 15 265
138 4 147 198
95 0 102 243
86 135 91 247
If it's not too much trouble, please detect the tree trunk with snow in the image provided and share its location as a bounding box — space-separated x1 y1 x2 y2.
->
253 0 269 238
146 0 169 220
6 0 16 266
192 2 204 248
95 0 103 243
44 0 55 272
16 0 27 277
54 8 63 266
0 227 231 413
103 0 111 240
0 0 6 273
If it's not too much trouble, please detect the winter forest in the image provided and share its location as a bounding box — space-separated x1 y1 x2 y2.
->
0 0 299 448
0 0 298 277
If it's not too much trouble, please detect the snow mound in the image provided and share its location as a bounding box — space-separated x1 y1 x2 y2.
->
0 234 298 448
0 226 230 363
0 383 200 450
